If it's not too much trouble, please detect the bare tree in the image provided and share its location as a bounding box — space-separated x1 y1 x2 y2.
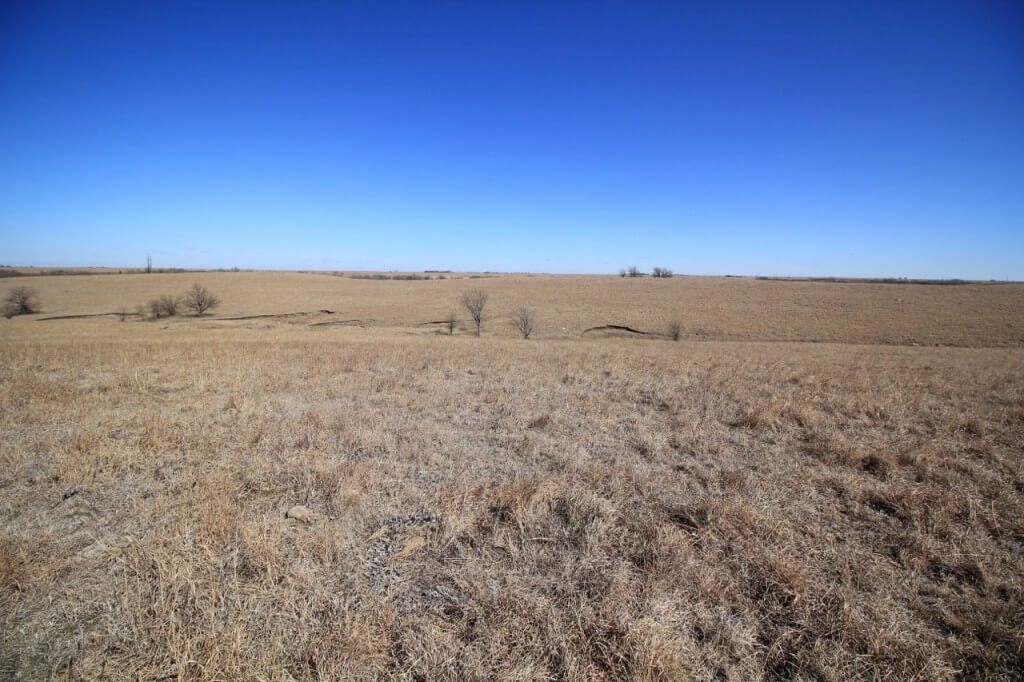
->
627 265 642 278
445 311 458 335
510 305 537 339
618 268 627 277
652 267 673 278
461 290 488 336
4 286 38 315
183 283 220 316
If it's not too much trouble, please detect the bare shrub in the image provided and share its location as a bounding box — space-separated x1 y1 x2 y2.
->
510 305 537 339
627 265 642 277
147 295 180 319
461 290 488 336
652 267 673 278
667 321 682 341
445 311 457 335
4 286 39 315
159 295 180 317
183 283 220 316
618 268 627 277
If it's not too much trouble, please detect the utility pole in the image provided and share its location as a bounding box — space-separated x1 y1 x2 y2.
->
146 254 152 273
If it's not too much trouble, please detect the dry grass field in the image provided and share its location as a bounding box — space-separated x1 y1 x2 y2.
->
2 272 1023 680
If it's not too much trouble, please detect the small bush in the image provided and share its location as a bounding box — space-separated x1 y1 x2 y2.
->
146 295 180 319
667 321 682 341
511 305 537 339
4 286 39 315
159 295 180 317
445 312 457 335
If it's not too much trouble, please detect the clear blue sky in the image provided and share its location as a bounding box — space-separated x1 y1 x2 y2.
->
2 1 1022 277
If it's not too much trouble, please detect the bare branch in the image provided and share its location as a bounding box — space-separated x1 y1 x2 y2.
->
183 283 220 316
510 305 537 339
461 290 488 336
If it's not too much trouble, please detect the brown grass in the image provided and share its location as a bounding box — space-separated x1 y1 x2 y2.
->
5 270 1024 345
1 273 1023 679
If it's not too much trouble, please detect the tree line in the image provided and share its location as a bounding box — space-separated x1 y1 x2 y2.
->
619 266 673 278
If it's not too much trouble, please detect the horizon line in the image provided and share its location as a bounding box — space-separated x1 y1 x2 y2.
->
0 264 1018 284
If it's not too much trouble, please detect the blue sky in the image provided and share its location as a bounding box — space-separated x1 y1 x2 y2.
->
1 1 1022 277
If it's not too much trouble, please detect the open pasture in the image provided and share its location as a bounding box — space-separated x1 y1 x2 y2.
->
2 272 1023 679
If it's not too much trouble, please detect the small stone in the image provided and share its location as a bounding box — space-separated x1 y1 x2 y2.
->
285 505 315 524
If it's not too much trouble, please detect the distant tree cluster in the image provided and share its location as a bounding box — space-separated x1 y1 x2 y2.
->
445 285 685 341
619 266 673 278
139 283 220 320
447 290 538 339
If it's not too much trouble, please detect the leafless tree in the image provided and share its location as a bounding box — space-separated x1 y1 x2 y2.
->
618 268 627 277
183 283 220 316
461 289 488 336
627 265 642 277
445 311 458 335
511 305 537 339
4 286 38 315
652 267 673 278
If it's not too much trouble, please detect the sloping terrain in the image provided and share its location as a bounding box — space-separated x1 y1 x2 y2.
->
1 273 1022 680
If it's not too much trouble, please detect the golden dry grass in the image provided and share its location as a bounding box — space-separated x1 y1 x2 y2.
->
1 273 1022 680
6 270 1024 345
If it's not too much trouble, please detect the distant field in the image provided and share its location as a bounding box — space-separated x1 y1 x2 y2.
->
1 272 1022 679
4 270 1024 346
